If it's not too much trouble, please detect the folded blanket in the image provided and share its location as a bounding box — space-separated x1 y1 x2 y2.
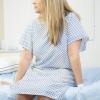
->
0 57 18 74
0 64 18 74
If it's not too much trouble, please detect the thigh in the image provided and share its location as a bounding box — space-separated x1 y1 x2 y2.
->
16 94 36 100
38 96 54 100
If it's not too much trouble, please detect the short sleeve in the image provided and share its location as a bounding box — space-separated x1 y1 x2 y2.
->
19 22 33 55
66 12 89 52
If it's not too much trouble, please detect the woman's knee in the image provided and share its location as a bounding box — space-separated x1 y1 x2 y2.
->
38 96 53 100
16 94 35 100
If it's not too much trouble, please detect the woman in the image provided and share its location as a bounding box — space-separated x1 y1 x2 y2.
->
10 0 89 100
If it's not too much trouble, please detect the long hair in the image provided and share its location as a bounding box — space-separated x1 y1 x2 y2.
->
38 0 79 46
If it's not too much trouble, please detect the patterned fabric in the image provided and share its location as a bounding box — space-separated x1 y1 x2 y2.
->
11 67 76 100
10 12 89 100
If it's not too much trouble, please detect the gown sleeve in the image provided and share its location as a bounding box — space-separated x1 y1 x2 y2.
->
66 12 89 52
19 22 34 55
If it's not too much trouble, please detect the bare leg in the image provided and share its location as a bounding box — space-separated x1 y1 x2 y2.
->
16 94 36 100
38 96 54 100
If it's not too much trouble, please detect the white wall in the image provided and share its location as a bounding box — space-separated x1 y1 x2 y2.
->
2 0 100 67
0 0 4 41
2 0 35 50
81 0 100 67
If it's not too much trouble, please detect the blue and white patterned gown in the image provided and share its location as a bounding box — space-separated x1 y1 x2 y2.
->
10 12 89 100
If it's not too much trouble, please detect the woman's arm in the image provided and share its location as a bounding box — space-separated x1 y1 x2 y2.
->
15 49 33 82
68 39 83 85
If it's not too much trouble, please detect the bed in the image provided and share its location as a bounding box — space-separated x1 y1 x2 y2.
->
0 67 100 100
0 52 100 100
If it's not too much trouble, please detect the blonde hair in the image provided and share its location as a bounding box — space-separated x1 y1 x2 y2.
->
39 0 79 46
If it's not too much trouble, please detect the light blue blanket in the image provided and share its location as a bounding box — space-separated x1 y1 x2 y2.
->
63 80 100 100
63 67 100 100
0 67 100 100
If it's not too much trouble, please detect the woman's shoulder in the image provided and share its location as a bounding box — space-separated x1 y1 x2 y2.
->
65 12 80 23
25 18 45 32
31 18 42 28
